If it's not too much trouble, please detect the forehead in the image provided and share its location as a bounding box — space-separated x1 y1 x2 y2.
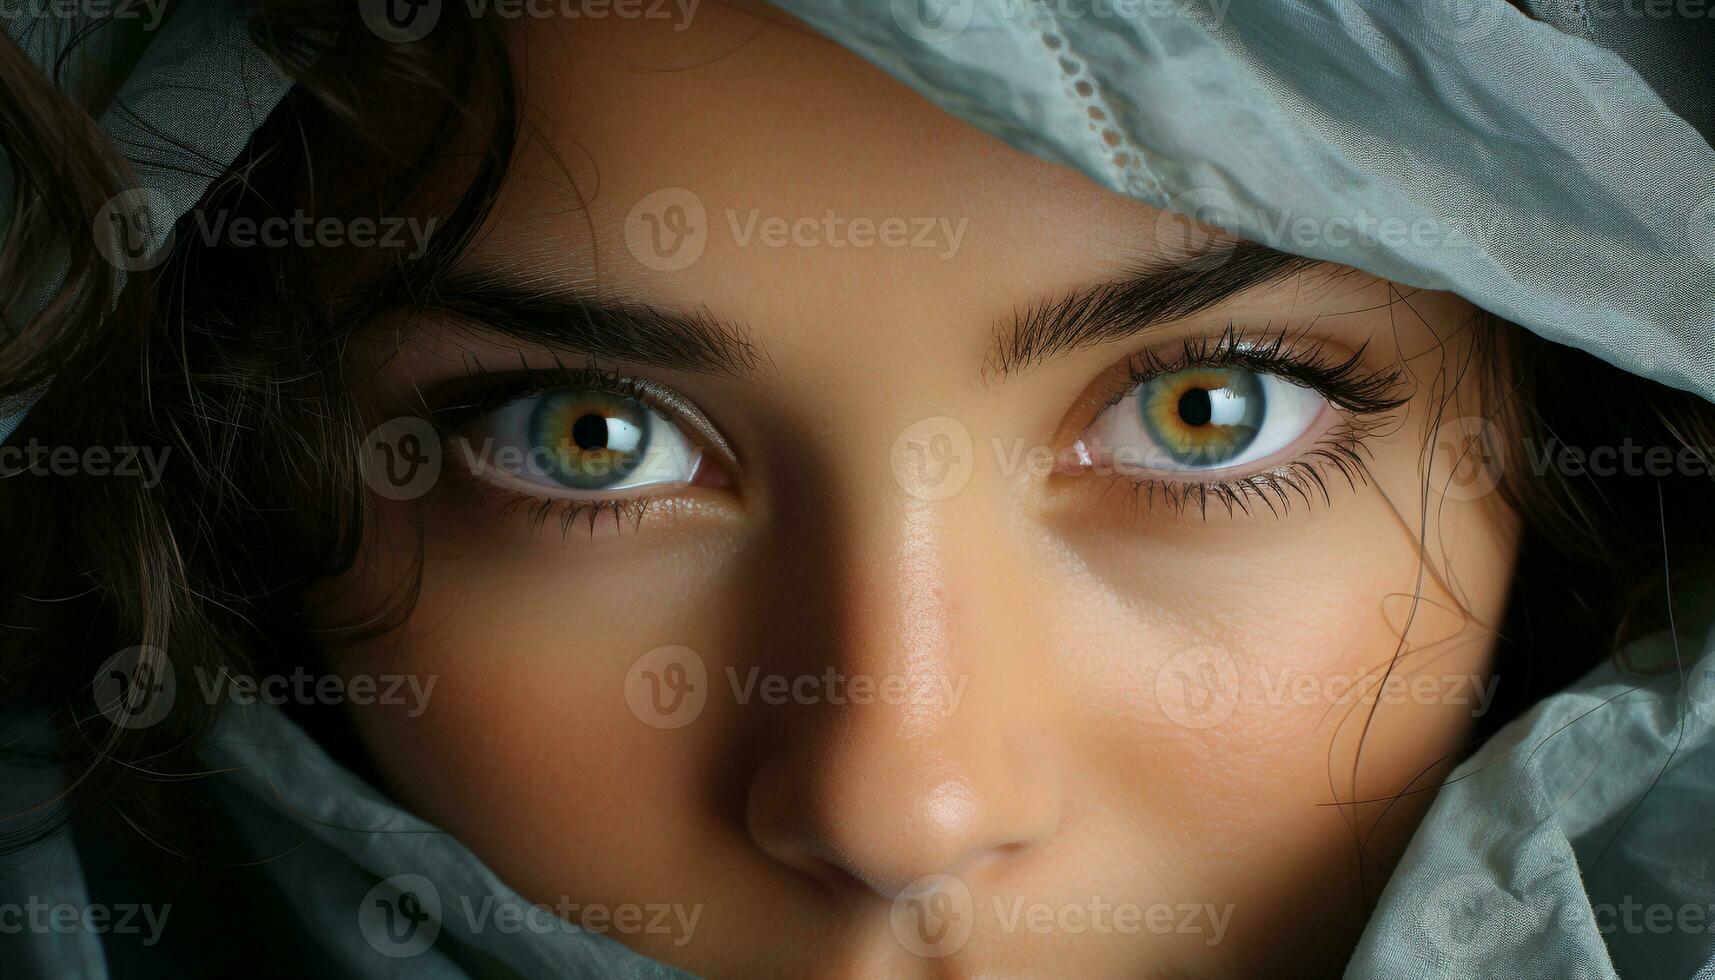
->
477 19 1172 290
448 11 1416 386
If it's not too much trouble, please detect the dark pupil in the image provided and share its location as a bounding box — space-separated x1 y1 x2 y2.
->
571 413 609 450
1178 388 1214 427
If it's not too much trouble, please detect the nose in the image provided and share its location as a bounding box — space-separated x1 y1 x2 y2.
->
745 499 1063 900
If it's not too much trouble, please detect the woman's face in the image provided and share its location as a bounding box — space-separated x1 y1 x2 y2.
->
318 7 1518 977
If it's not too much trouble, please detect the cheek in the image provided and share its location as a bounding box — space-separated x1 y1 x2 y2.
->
1045 474 1509 891
314 498 753 911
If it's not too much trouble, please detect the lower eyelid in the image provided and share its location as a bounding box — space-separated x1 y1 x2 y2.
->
431 449 726 542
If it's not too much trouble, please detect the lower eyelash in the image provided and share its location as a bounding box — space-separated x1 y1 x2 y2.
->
1111 417 1384 521
444 472 658 539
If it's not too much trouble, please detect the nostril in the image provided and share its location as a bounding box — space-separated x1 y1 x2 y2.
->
752 804 1049 903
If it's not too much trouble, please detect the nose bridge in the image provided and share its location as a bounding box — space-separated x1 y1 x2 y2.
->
746 487 1063 900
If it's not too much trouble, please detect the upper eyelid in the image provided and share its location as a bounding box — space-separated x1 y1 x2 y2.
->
428 367 739 468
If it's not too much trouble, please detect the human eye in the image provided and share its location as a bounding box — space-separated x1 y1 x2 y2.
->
1065 328 1409 516
431 365 734 530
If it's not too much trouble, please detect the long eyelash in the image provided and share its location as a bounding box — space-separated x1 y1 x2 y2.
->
501 489 657 539
1107 418 1383 520
441 469 659 540
427 358 654 433
1110 322 1408 414
1107 323 1409 519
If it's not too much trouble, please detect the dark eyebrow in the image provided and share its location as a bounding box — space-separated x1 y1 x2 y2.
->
990 240 1321 377
394 274 765 379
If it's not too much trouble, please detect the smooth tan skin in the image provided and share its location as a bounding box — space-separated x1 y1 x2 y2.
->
317 6 1520 977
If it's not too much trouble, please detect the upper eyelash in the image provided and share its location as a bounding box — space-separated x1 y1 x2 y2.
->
429 360 737 465
1106 322 1410 416
426 360 653 433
